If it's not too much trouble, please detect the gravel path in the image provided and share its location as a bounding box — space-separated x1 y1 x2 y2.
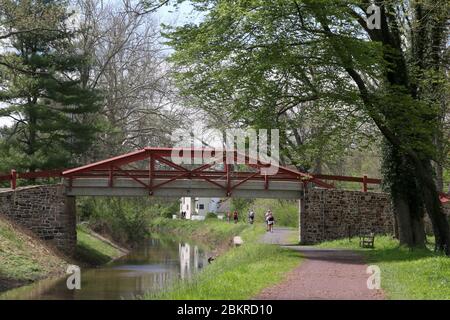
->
258 227 295 245
257 227 385 300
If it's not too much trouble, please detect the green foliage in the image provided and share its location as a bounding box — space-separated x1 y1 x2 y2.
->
149 217 250 246
230 198 253 213
251 199 298 227
444 169 450 191
0 0 101 172
205 212 217 219
78 197 179 244
163 0 383 171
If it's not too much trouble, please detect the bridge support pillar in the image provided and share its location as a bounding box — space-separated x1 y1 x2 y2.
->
298 188 307 245
0 185 77 256
62 195 77 256
297 188 395 244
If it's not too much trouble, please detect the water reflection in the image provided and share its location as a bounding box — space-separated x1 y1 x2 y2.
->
0 237 209 300
179 243 206 280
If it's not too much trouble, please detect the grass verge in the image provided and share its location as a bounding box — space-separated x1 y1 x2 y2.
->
317 236 450 300
75 225 126 265
144 219 301 300
0 217 67 291
149 217 252 246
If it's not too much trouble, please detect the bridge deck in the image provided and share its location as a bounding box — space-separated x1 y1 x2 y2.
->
64 177 304 199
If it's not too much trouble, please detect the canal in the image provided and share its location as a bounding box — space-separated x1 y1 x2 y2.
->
0 236 210 300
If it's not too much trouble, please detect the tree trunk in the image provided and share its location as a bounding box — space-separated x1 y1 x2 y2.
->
382 141 427 248
411 216 426 249
393 195 413 246
434 161 444 193
393 213 399 239
415 159 450 254
392 191 426 248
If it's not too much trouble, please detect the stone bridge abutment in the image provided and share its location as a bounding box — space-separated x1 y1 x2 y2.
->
298 188 394 244
0 185 76 256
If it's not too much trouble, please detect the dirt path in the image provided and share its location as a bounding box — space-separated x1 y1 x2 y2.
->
257 228 384 300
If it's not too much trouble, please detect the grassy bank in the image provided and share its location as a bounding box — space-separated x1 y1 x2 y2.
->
317 236 450 299
0 217 67 292
149 217 253 246
145 219 301 300
75 225 127 265
0 216 127 292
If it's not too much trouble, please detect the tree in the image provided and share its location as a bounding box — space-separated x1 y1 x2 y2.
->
0 0 101 172
73 0 185 162
162 0 450 253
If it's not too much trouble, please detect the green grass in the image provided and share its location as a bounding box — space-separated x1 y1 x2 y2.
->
144 242 300 300
75 225 124 265
0 217 66 284
148 217 253 246
317 236 450 300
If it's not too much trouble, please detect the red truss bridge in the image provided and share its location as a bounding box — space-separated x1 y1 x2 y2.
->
3 146 443 201
60 147 339 199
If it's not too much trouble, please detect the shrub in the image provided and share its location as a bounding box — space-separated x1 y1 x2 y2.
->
77 197 179 244
206 212 217 219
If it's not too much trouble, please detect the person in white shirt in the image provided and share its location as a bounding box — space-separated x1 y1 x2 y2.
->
265 210 271 231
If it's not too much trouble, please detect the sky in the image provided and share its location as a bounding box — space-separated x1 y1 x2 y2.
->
156 1 202 26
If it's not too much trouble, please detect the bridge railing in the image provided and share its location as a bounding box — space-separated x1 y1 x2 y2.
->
313 174 382 192
0 168 381 192
0 169 63 189
1 168 448 203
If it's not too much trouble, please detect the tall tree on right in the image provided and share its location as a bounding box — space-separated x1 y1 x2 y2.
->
163 0 450 253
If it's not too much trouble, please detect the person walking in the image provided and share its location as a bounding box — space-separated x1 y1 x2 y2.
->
265 210 271 231
227 211 231 223
248 210 255 224
233 210 239 224
267 212 275 233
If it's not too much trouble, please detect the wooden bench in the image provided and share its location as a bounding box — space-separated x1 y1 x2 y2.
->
359 233 375 248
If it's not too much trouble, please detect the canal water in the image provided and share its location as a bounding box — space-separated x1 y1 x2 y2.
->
0 236 210 300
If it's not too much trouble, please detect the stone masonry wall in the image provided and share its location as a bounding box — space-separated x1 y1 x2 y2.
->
299 188 394 244
0 185 76 256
